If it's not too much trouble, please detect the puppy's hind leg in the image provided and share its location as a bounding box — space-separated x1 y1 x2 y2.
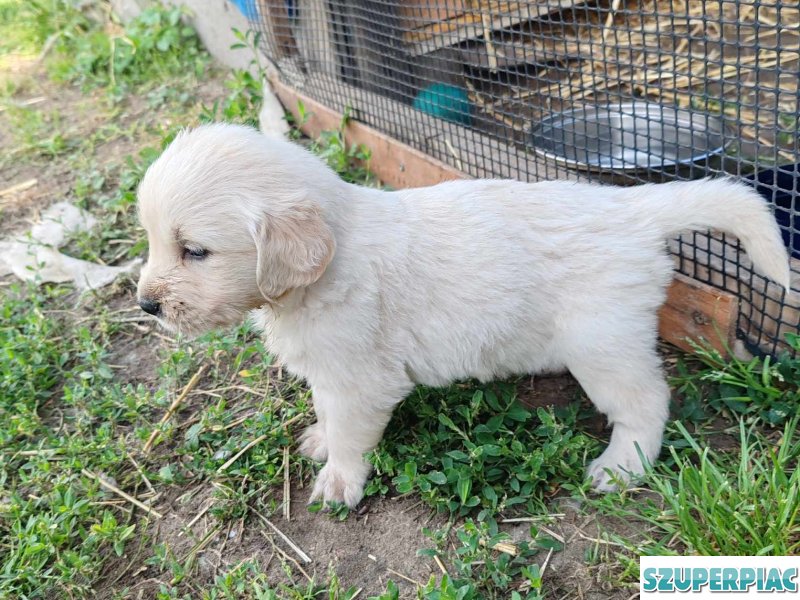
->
564 332 670 491
308 379 411 508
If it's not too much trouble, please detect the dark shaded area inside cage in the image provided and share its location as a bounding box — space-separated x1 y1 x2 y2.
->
252 0 799 357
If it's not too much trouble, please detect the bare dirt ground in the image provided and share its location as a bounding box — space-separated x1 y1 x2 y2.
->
111 483 643 599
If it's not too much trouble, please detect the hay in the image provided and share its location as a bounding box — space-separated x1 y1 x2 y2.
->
467 0 800 159
460 0 799 355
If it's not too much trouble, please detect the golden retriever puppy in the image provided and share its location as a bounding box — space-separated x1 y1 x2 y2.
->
137 123 790 508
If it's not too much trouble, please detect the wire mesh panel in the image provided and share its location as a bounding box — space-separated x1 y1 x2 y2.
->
251 0 799 356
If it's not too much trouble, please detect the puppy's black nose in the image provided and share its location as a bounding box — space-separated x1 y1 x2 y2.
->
139 298 161 316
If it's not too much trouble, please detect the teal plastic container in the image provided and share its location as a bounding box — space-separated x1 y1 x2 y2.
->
413 83 472 126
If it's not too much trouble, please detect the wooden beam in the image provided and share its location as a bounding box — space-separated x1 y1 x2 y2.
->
271 79 739 356
397 0 468 29
402 0 583 56
658 273 737 356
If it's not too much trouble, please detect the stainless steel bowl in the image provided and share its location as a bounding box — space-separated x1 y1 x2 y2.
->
529 102 727 172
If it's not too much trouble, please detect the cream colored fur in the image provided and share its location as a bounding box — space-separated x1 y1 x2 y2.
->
137 123 790 508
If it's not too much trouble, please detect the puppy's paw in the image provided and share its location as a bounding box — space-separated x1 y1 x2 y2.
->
586 446 646 492
308 461 370 509
298 423 328 461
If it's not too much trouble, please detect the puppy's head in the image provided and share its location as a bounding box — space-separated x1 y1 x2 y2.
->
136 124 336 335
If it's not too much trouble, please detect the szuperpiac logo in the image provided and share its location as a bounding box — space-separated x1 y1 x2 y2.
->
641 557 800 598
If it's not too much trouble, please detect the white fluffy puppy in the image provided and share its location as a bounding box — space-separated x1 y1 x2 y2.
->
137 123 790 507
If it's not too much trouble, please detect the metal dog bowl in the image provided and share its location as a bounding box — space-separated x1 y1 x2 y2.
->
529 102 727 173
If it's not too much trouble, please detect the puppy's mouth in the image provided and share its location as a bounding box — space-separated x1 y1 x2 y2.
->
137 301 201 338
150 314 178 333
159 311 208 337
144 304 240 339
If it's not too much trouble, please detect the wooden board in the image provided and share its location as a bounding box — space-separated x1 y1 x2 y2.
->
403 0 582 56
667 236 799 356
658 273 737 355
270 77 740 356
397 0 469 29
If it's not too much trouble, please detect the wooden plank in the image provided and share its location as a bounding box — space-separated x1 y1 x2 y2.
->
270 77 741 355
658 273 737 356
404 0 581 56
668 237 799 356
405 1 525 42
397 0 469 29
272 78 468 187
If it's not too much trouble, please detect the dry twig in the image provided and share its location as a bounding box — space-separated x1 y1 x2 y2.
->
254 510 311 563
216 412 305 473
0 178 37 198
282 446 291 521
259 530 313 582
143 364 207 453
82 469 163 519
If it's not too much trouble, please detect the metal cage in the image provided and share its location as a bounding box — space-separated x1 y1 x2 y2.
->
251 0 799 356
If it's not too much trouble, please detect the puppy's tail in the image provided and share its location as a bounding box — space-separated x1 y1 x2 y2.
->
637 177 791 288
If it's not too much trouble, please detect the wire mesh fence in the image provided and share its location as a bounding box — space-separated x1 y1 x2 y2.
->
250 0 799 357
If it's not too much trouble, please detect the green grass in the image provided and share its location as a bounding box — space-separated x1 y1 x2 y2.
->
650 336 800 555
66 142 169 263
1 284 140 597
1 0 208 98
415 519 552 600
2 0 800 597
1 105 74 158
199 28 264 128
0 0 214 172
0 0 44 56
672 336 800 427
368 384 594 518
581 416 800 584
580 336 800 586
0 280 316 598
40 1 208 99
645 418 800 555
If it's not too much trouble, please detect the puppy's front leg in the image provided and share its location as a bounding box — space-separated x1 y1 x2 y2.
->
298 418 328 462
307 384 406 508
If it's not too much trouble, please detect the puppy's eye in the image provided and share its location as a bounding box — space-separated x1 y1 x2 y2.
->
183 246 208 260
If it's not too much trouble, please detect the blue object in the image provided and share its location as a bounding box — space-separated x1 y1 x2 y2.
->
745 163 800 260
233 0 295 21
231 0 258 21
413 83 472 126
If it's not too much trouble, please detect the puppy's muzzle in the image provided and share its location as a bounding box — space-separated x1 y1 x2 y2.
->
138 297 162 317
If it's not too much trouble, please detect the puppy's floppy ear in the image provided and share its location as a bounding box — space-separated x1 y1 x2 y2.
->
254 205 336 301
